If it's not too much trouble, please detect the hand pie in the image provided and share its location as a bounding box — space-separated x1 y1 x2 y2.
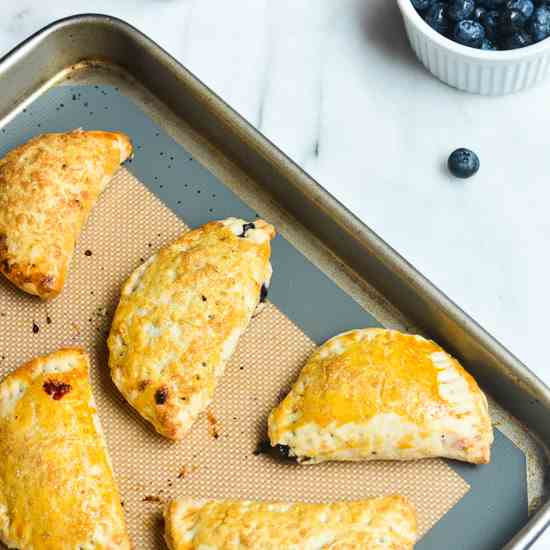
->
164 496 417 550
268 328 493 464
0 348 131 549
108 218 276 440
0 129 132 299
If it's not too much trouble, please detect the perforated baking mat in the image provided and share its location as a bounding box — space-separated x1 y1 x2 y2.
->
0 79 536 550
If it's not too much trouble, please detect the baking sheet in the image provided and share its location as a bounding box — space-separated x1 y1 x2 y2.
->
0 75 542 549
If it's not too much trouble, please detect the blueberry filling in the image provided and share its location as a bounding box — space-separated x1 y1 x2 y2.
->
239 222 255 238
260 283 268 303
254 441 295 460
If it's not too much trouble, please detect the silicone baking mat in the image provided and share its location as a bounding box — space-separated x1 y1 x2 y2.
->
0 84 528 549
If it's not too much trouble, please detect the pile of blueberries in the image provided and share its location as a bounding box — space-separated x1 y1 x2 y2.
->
412 0 550 50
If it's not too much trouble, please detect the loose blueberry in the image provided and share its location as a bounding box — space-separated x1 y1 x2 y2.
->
475 6 488 20
506 0 535 17
424 2 451 34
453 20 486 47
481 37 498 48
448 149 480 179
480 10 501 40
448 0 476 21
528 6 550 41
499 8 528 35
411 0 436 10
501 29 534 46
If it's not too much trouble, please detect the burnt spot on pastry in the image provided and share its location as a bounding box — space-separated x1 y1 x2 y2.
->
137 380 150 392
155 387 168 405
46 316 52 324
254 441 295 461
260 284 268 303
239 222 255 238
43 379 72 400
84 249 92 256
201 295 207 302
32 322 39 334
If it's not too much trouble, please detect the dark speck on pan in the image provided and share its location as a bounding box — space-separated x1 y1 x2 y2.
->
142 495 162 503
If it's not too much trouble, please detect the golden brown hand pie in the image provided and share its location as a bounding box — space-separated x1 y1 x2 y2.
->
0 348 131 549
0 129 132 299
164 496 417 550
108 218 276 440
269 328 493 464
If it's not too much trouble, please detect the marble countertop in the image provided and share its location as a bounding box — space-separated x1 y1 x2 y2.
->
0 0 546 546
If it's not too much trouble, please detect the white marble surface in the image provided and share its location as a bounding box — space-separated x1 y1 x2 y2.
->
0 1 547 544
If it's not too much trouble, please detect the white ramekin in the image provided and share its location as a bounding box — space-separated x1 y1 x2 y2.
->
396 0 550 95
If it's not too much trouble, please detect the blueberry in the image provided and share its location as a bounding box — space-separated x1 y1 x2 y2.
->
480 10 500 40
481 37 498 47
448 0 476 21
506 0 535 17
475 6 488 20
501 29 533 46
411 0 436 10
424 2 451 34
478 0 506 7
453 20 486 47
448 149 480 179
532 4 550 20
499 9 528 35
528 6 550 41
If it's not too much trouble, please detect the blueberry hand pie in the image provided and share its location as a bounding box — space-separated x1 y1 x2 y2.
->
268 328 493 464
108 218 275 439
0 348 131 549
164 496 417 550
0 130 132 299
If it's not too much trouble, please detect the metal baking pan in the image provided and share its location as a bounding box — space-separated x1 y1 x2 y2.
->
0 14 548 550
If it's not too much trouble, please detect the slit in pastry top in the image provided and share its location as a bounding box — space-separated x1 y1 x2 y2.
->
164 496 417 550
268 328 494 464
108 217 276 439
0 348 131 549
0 129 132 299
